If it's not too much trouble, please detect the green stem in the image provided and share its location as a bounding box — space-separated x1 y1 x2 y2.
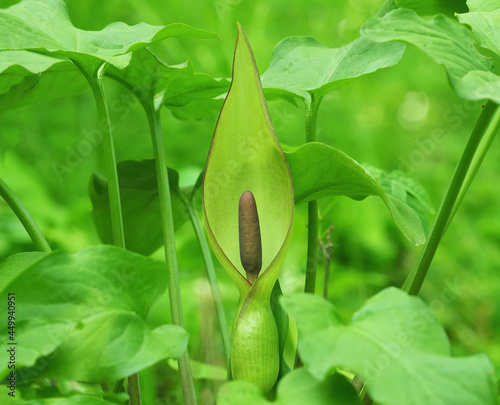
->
73 61 125 248
73 61 136 401
145 105 197 405
185 201 231 364
126 374 142 405
0 178 51 253
303 94 322 295
447 106 500 229
403 101 500 296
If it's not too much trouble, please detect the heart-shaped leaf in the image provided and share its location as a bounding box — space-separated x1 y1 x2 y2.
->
281 288 498 405
261 36 405 105
0 246 188 382
105 48 229 119
0 0 215 70
0 251 47 291
458 7 500 56
0 51 60 94
362 8 500 103
394 0 468 16
466 0 498 12
0 51 86 111
89 160 190 256
286 142 427 245
218 369 361 405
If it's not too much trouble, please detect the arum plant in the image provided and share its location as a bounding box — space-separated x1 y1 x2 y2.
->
203 24 294 393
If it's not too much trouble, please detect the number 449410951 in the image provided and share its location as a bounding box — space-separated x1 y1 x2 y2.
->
7 293 15 342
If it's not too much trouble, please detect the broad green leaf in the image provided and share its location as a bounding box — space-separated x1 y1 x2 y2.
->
364 163 435 235
458 8 500 56
457 70 500 105
203 24 294 393
261 36 405 104
0 246 188 382
0 53 86 112
89 160 189 256
10 396 123 405
203 24 294 297
162 66 229 120
0 51 82 112
0 73 41 111
286 142 426 245
218 369 361 405
281 288 498 405
467 0 499 12
0 51 58 93
362 9 500 103
105 48 229 119
0 0 215 70
395 0 468 16
0 251 46 291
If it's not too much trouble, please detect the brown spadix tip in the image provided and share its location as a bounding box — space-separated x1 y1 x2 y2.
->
238 190 262 284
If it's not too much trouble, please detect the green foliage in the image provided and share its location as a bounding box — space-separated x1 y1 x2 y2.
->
281 288 498 405
10 396 121 405
395 0 468 16
287 142 428 245
1 0 500 403
89 160 190 255
458 7 500 56
362 9 500 103
0 0 215 69
218 369 361 405
0 52 86 111
105 48 229 120
0 246 188 382
262 35 405 105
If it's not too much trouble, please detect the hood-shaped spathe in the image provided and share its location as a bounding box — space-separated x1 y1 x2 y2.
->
203 23 294 300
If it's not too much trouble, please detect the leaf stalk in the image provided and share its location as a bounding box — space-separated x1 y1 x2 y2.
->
403 101 500 295
0 178 51 253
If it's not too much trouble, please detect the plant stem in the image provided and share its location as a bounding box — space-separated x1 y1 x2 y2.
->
185 202 231 364
126 374 142 405
145 105 197 405
403 101 500 296
74 61 137 401
0 178 51 253
303 94 323 294
73 62 126 248
321 225 334 299
447 106 500 229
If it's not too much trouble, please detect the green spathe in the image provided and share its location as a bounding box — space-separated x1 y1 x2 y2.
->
203 24 294 392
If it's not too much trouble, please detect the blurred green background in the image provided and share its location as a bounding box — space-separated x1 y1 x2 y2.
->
1 0 499 402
